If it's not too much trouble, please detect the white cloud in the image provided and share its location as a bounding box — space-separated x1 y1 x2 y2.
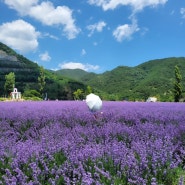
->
58 62 99 71
29 2 80 39
88 0 167 41
39 51 51 61
87 21 106 37
88 0 168 12
0 19 40 53
81 49 87 56
180 8 185 19
140 27 149 36
4 0 38 15
43 33 59 40
113 18 139 41
4 0 80 39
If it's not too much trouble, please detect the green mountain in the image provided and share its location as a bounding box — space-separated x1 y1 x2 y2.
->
1 42 184 101
57 57 185 101
0 42 86 100
55 68 91 81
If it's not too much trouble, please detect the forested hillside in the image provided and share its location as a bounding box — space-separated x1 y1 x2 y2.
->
0 42 86 100
1 42 185 101
57 57 185 101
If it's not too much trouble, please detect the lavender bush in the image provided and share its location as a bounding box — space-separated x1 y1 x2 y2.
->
0 101 185 185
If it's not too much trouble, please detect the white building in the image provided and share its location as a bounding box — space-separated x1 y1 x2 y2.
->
11 88 21 100
146 97 157 102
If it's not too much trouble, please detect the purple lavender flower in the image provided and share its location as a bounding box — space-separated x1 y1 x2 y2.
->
0 101 185 184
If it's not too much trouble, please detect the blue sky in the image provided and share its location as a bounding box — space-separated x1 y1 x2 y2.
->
0 0 185 73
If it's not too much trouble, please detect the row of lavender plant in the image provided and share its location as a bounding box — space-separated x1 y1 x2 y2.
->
0 101 185 185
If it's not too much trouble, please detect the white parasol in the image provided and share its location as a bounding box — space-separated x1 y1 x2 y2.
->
86 93 102 112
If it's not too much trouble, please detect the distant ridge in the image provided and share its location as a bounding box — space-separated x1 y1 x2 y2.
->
56 57 185 101
55 68 90 81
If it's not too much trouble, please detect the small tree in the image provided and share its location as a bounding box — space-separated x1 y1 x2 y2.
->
86 85 92 95
4 72 15 97
38 66 46 98
73 89 83 100
174 65 182 102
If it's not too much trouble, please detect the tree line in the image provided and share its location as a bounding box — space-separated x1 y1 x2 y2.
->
2 67 93 101
3 67 46 100
1 65 184 102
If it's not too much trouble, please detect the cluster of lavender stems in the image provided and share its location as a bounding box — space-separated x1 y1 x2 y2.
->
0 101 185 185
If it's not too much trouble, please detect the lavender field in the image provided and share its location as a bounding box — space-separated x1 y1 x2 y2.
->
0 101 185 185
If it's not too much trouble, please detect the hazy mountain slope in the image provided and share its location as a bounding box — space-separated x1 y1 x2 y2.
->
0 42 86 100
0 42 40 95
